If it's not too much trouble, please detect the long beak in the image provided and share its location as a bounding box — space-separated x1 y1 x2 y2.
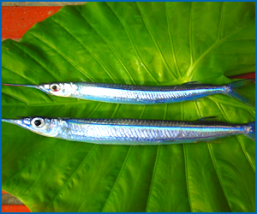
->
2 83 39 89
2 118 22 125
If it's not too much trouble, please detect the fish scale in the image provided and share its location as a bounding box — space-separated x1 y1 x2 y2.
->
62 119 248 143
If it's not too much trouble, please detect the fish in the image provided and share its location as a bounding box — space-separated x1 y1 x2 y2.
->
2 117 255 145
2 79 254 105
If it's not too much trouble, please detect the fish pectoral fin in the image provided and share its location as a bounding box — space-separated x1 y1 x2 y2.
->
182 81 201 85
197 116 217 121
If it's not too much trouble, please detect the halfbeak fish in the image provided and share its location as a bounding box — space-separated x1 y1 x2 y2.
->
2 117 255 145
2 79 255 105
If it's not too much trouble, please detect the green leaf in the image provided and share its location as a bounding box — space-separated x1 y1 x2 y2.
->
2 2 255 212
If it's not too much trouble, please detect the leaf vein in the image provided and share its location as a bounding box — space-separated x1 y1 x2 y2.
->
217 2 224 40
30 33 95 82
136 2 177 79
189 2 193 66
187 25 254 79
2 91 28 105
11 42 58 81
2 66 34 83
51 18 117 84
73 6 137 85
3 142 59 184
165 2 181 78
105 2 160 83
46 144 98 212
101 147 133 211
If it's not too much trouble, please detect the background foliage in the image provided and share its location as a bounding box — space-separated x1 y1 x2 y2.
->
2 2 255 212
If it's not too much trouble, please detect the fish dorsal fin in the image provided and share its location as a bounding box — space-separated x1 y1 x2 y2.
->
197 117 230 125
183 81 201 85
197 116 217 121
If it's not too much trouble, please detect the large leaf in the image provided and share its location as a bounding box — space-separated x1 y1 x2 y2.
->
2 2 255 212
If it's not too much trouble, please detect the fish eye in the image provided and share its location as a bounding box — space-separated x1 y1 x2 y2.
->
32 118 45 128
50 84 60 92
34 120 41 126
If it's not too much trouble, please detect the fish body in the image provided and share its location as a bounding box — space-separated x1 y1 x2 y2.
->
2 117 255 145
2 79 254 105
59 82 224 104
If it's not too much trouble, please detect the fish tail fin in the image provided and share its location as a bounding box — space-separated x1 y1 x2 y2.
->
244 122 255 141
225 79 254 106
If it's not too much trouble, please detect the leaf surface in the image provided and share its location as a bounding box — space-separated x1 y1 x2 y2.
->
2 2 255 212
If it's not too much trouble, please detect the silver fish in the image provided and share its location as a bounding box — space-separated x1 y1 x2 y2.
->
2 79 254 105
2 117 255 145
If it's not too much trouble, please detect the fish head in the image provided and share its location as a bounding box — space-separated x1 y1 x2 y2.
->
2 117 61 137
38 83 75 97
